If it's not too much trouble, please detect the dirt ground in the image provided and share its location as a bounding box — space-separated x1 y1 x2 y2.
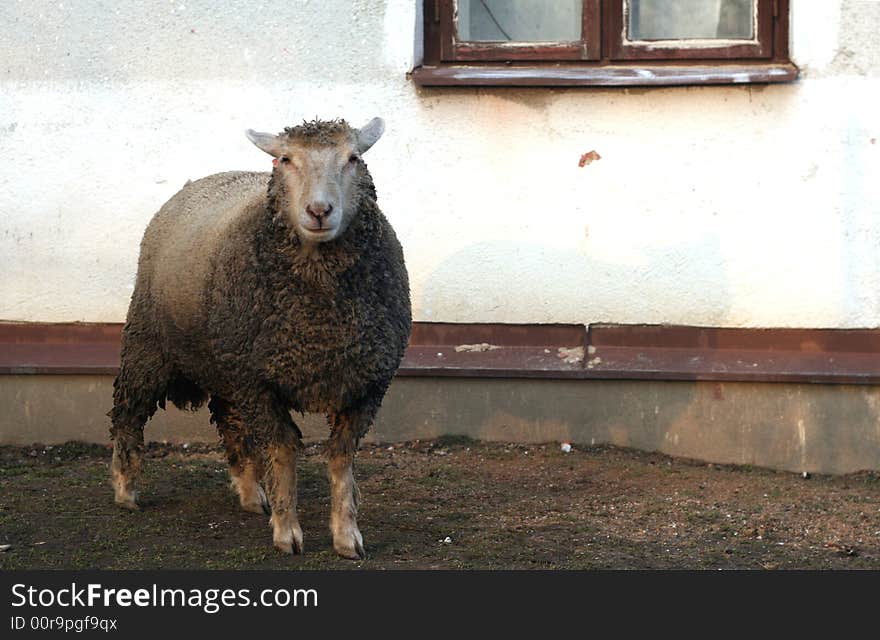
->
1 437 879 570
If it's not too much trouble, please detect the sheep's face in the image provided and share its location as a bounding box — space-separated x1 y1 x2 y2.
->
246 118 385 244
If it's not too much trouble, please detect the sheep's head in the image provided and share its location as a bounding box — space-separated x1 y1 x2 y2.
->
246 117 384 244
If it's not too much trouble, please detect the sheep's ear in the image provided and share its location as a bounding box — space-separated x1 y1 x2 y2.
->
245 129 283 157
356 117 385 154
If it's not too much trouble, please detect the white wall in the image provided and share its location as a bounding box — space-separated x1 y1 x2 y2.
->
1 0 878 328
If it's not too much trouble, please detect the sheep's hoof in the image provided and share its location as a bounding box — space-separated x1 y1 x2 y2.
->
114 495 140 511
241 484 271 515
243 501 271 516
113 481 139 510
271 513 303 555
333 530 366 560
273 532 303 555
231 473 270 515
273 537 303 555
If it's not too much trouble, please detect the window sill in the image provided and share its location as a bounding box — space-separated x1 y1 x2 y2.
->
411 62 798 87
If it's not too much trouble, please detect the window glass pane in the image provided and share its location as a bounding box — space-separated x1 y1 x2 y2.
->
628 0 755 41
457 0 582 43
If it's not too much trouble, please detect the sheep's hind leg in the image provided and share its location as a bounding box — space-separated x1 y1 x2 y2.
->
264 426 304 554
232 460 268 515
242 397 304 554
110 428 144 510
209 397 269 515
326 409 373 560
109 369 161 510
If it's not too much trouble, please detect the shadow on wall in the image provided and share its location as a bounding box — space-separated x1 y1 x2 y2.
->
418 234 732 325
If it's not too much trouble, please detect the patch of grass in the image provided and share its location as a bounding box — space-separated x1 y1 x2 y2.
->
686 509 724 525
434 434 478 448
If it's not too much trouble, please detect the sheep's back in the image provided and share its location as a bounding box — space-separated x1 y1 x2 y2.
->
138 171 268 332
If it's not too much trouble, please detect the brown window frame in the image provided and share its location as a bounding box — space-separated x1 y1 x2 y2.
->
440 0 602 61
414 0 797 87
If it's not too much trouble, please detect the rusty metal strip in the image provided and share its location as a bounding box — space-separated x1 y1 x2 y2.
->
2 322 880 384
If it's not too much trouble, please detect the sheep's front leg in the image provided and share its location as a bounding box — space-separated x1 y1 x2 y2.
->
328 451 362 559
265 435 303 554
240 396 304 554
327 410 373 560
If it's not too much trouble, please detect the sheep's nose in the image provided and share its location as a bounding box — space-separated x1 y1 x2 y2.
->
306 202 332 221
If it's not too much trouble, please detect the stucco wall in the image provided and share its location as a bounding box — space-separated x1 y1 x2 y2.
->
1 0 878 328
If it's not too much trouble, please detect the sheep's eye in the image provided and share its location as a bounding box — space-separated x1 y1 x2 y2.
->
348 154 359 164
279 156 291 164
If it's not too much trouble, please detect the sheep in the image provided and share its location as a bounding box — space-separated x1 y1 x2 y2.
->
109 117 411 559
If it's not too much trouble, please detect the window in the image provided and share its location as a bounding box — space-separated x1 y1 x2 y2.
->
414 0 796 86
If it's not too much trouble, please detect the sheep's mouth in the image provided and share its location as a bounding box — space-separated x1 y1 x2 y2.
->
300 226 338 240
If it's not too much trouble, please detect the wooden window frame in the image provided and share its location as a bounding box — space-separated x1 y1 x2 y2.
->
414 0 797 87
440 0 601 62
608 0 774 60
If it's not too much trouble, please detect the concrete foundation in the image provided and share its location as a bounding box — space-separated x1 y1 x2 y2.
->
2 375 879 474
